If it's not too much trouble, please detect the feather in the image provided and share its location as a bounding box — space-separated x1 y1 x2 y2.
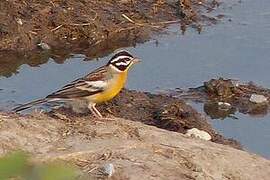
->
12 98 47 112
12 66 109 112
46 66 108 99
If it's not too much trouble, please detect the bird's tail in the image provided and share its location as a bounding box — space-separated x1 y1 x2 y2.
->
12 98 47 112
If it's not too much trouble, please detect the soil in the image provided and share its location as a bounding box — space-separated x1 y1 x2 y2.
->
0 0 219 52
0 112 269 179
0 0 222 78
0 0 221 78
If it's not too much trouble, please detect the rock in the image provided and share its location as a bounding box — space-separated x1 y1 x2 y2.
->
217 102 232 111
204 78 235 97
37 42 51 50
101 163 115 177
249 94 268 104
186 128 212 141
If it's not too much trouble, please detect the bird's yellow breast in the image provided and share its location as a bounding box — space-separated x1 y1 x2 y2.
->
89 71 128 104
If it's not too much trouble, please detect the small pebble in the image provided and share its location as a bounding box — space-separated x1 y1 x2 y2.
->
185 128 211 141
102 163 115 177
218 102 231 110
249 94 268 104
37 42 51 50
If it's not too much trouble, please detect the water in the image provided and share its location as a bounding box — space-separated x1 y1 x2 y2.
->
1 0 270 158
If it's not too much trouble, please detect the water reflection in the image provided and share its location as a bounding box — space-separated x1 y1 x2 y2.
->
203 101 269 120
0 50 68 78
0 27 150 78
203 101 237 120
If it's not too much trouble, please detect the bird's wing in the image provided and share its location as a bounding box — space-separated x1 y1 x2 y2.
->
47 66 108 99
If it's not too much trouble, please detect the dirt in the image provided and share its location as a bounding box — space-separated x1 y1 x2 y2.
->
0 0 222 79
0 0 222 78
0 112 269 179
0 0 220 52
51 89 241 149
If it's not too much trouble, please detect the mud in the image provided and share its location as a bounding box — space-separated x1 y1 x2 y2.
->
51 89 241 149
173 78 270 119
0 0 222 78
0 0 220 52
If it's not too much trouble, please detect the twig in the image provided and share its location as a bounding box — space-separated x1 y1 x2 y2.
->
69 22 92 26
122 14 136 24
122 13 181 28
88 166 98 173
29 31 38 35
51 24 64 32
51 22 93 32
154 19 182 25
92 40 102 46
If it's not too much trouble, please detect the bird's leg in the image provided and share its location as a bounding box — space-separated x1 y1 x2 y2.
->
88 103 102 118
88 103 117 121
92 104 103 118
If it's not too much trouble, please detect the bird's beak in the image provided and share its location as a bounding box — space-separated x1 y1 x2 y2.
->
132 58 141 64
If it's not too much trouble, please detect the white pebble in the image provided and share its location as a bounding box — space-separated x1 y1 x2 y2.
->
218 102 231 110
37 42 51 50
185 128 211 141
102 163 115 177
249 94 268 104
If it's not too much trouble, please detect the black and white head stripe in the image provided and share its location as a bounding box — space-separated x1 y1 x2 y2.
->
108 50 134 71
110 50 133 60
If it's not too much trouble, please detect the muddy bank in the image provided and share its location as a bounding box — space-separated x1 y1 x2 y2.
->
0 112 269 179
51 89 241 149
0 0 219 52
0 0 230 100
0 0 222 77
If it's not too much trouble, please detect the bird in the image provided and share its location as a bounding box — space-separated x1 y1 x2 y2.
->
12 50 140 118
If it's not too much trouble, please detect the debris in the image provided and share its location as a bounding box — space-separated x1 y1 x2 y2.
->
185 128 211 141
37 42 51 50
204 78 235 97
50 24 64 32
249 94 268 104
15 18 23 25
52 112 69 120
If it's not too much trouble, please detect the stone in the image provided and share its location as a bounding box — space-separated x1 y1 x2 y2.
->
37 42 51 50
249 94 268 104
186 128 211 141
102 163 115 177
217 102 232 111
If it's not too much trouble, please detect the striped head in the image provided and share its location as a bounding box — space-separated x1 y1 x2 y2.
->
107 50 140 72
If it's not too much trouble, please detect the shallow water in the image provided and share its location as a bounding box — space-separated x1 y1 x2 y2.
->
1 0 270 158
